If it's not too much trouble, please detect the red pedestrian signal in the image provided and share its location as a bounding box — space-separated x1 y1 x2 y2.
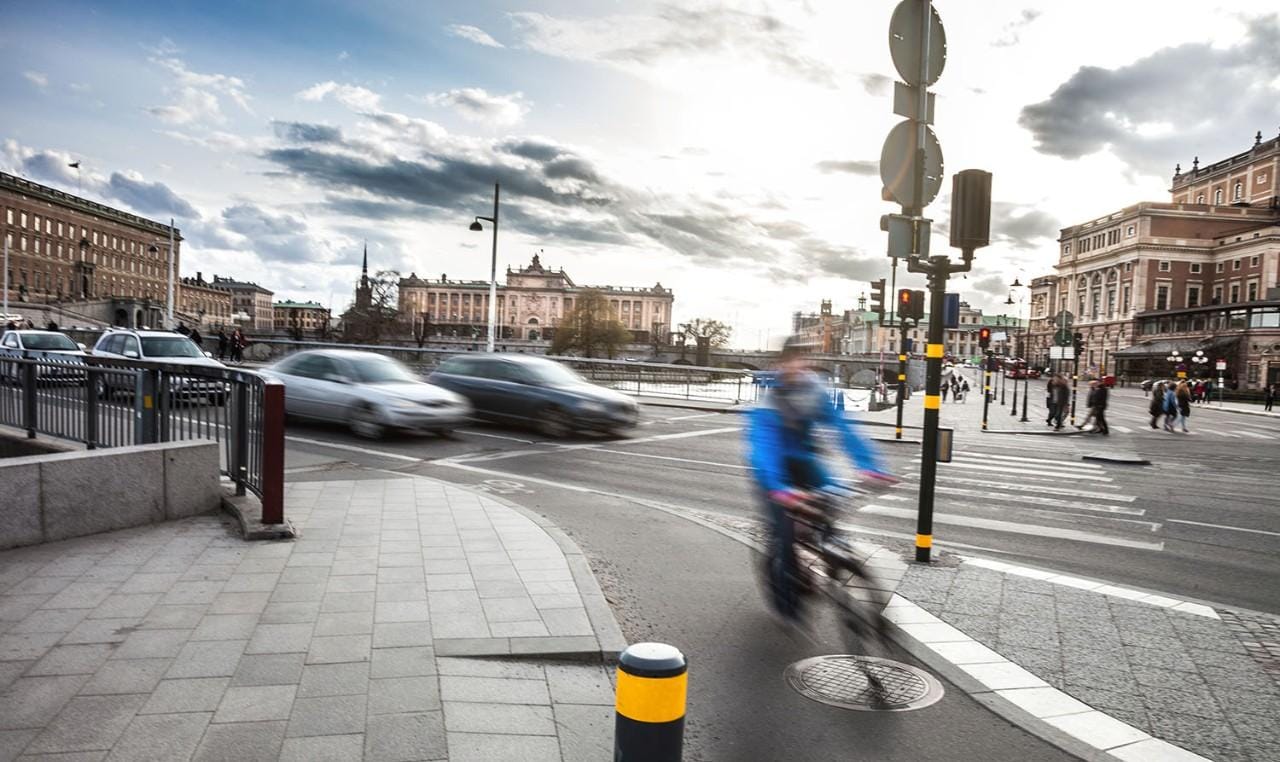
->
978 326 991 349
898 289 925 321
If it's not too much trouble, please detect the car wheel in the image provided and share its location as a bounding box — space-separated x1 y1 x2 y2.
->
537 406 573 438
349 404 386 440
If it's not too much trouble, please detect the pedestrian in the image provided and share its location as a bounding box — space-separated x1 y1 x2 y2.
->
176 321 190 336
1052 374 1070 430
45 320 58 331
1163 382 1179 431
941 378 950 402
959 378 970 404
1149 382 1166 429
189 327 204 348
216 329 228 361
3 321 14 334
1086 379 1110 435
1193 380 1205 404
1266 383 1276 412
1045 375 1057 426
1175 380 1191 432
230 328 245 364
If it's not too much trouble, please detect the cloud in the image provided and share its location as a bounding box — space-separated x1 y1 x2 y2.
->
971 274 1010 298
297 81 382 111
990 201 1060 250
422 88 529 126
815 159 878 176
509 4 836 86
337 50 350 61
992 9 1042 48
446 24 504 48
857 73 891 95
146 54 251 125
220 203 330 264
271 120 342 143
22 71 48 88
107 172 199 219
1019 14 1280 175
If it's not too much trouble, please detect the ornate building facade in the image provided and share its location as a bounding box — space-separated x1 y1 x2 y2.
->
1026 132 1280 388
177 273 232 330
398 254 674 344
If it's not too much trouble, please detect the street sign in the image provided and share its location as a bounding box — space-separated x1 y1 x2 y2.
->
1055 310 1074 327
1055 327 1073 346
1216 360 1227 371
991 331 1008 343
880 120 944 209
1050 346 1075 360
889 0 947 86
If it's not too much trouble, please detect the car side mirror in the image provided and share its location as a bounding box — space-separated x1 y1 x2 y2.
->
204 351 213 358
123 350 140 359
77 343 87 351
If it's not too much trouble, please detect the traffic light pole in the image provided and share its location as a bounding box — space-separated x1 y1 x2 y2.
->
895 330 909 440
981 351 992 430
1070 352 1080 426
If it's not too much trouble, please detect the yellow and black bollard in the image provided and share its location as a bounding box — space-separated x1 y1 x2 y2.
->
614 642 687 761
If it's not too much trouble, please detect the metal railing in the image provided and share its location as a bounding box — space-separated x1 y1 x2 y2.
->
0 354 284 522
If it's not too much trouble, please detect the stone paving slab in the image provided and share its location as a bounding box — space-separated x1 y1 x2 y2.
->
0 476 623 760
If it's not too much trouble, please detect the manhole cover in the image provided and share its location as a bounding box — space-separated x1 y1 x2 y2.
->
784 655 944 712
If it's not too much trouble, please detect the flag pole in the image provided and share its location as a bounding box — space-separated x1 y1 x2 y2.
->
166 219 176 328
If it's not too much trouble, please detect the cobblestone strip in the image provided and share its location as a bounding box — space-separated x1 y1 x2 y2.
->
1219 609 1280 684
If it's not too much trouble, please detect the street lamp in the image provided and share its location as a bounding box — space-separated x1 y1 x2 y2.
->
1008 284 1029 421
148 235 176 330
468 183 500 353
1166 350 1185 379
1191 349 1208 378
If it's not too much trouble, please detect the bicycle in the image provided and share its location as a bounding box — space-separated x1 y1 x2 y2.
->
757 479 898 701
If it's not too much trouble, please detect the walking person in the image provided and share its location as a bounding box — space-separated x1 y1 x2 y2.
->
1265 383 1275 412
189 326 204 349
1163 382 1179 431
230 328 245 364
1052 374 1070 430
941 377 950 403
1085 379 1110 435
1045 375 1058 426
959 377 970 404
1175 380 1192 433
1149 382 1166 428
216 329 229 362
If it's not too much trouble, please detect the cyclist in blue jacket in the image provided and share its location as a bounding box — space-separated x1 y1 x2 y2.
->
745 337 894 621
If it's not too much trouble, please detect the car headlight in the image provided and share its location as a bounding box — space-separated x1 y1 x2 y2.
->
578 400 606 414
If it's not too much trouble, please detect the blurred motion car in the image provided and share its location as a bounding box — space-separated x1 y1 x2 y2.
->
0 330 88 382
91 328 228 402
428 354 639 437
258 349 471 439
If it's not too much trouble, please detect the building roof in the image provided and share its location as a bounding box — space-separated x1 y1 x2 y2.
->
211 276 273 295
275 301 327 309
0 171 182 239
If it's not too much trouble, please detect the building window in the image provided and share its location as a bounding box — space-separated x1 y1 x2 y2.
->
20 212 28 228
1063 244 1070 255
1233 259 1241 270
1250 256 1259 267
1215 262 1224 273
1187 286 1200 308
1247 282 1258 302
1195 194 1205 204
1189 263 1201 274
1155 285 1169 311
1230 284 1240 303
1233 182 1243 201
1212 285 1223 305
1122 286 1131 312
1214 189 1223 204
1126 225 1135 236
1107 288 1116 316
1158 260 1170 272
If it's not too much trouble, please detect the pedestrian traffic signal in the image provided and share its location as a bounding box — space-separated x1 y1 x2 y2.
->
978 326 991 349
898 289 925 321
869 278 886 322
1073 332 1085 354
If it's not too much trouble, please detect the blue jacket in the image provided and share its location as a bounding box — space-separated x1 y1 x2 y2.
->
744 378 885 495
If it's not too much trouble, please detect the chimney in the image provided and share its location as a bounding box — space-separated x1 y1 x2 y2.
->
196 271 202 283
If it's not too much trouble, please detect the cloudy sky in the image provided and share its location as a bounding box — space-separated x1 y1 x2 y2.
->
3 1 1277 348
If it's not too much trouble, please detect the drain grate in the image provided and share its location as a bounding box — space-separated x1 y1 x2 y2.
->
785 655 944 711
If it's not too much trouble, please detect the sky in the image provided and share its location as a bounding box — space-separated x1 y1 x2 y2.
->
2 0 1278 348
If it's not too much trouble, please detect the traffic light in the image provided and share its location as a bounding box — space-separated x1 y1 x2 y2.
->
869 279 886 321
949 169 992 250
978 326 991 350
1073 332 1085 354
898 289 925 321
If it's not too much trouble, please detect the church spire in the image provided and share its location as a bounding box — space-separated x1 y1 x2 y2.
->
361 241 368 277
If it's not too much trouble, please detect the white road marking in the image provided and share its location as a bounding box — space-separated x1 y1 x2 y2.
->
614 426 742 445
858 504 1164 551
456 428 541 444
285 435 421 462
900 484 1146 516
931 476 1131 501
1111 425 1133 433
912 460 1113 482
430 460 594 492
587 448 752 470
1167 519 1280 538
1235 431 1274 440
942 454 1105 475
954 451 1104 469
661 413 724 422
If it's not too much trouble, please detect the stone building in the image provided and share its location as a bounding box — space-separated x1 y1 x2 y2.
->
178 273 232 330
210 276 274 331
1026 132 1280 388
398 254 674 344
807 301 1014 360
2 171 182 327
274 300 330 335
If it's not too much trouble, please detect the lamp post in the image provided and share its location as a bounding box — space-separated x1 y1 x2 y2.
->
1009 278 1031 422
148 222 176 330
1113 327 1124 385
1191 349 1208 381
468 183 500 353
1167 350 1185 380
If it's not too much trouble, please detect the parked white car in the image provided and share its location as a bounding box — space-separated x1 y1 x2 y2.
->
0 330 88 381
259 349 472 439
91 328 228 402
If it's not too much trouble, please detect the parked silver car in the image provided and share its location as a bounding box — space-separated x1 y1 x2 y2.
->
259 349 471 439
0 330 88 382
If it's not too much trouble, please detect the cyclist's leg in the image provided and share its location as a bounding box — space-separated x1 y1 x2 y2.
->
760 493 800 619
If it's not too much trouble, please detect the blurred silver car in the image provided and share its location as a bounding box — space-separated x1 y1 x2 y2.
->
259 349 471 439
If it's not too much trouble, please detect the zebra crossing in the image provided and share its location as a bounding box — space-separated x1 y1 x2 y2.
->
853 448 1164 551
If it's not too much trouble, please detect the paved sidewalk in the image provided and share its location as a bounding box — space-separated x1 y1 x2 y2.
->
0 476 623 761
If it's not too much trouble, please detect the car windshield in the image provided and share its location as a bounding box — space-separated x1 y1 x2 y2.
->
348 356 419 384
23 334 78 351
140 336 204 358
526 361 586 386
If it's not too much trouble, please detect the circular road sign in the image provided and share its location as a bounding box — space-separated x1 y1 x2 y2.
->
880 120 944 210
889 0 947 87
1054 310 1074 327
1055 328 1074 346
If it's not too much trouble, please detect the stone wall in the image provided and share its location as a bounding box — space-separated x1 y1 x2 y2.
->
0 440 222 550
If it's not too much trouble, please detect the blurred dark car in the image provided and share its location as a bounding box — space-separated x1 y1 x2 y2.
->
428 354 639 437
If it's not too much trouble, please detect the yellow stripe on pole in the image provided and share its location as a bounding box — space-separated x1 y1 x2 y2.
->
897 374 906 381
143 395 153 410
898 354 907 362
615 670 687 724
916 534 933 549
926 344 944 358
923 394 940 410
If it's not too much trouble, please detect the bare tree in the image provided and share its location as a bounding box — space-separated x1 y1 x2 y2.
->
680 318 732 348
341 270 400 342
550 290 632 359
